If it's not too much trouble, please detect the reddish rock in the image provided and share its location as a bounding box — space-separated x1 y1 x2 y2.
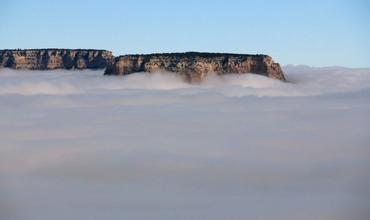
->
0 49 113 70
0 50 285 82
104 52 285 82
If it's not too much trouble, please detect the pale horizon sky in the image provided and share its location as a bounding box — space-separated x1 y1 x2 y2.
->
0 0 369 67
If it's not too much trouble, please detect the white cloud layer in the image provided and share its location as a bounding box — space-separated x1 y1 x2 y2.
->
1 66 370 97
0 66 369 220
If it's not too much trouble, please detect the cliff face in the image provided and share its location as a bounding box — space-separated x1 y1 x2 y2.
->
0 50 285 82
0 49 113 70
105 52 285 82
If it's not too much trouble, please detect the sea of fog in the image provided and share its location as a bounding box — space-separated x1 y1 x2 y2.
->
0 66 369 220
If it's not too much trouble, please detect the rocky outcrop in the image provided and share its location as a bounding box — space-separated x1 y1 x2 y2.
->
0 49 113 70
105 52 285 82
0 49 285 82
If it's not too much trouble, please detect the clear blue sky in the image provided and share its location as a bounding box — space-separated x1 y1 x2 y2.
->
1 0 369 67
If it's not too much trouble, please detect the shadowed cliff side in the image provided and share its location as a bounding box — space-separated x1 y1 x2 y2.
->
0 49 113 70
104 52 285 82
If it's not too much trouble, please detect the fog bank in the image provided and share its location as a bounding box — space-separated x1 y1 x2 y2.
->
0 66 369 220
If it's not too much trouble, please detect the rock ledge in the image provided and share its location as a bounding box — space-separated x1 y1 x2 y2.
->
0 49 113 70
104 52 285 82
0 50 285 82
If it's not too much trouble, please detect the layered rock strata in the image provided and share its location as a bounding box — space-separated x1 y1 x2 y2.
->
104 52 285 82
0 49 113 70
0 50 285 82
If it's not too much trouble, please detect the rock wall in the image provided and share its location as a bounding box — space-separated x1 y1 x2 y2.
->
0 50 285 82
104 52 285 82
0 49 113 70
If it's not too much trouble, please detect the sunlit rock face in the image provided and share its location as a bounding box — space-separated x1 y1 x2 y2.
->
0 49 113 70
104 52 285 82
0 50 285 82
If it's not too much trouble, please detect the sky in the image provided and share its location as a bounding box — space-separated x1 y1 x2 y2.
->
0 0 369 67
1 66 370 220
